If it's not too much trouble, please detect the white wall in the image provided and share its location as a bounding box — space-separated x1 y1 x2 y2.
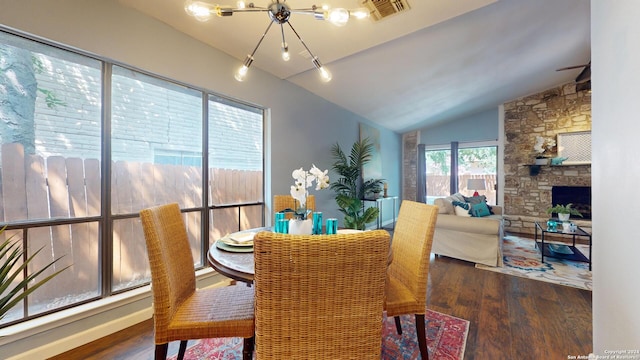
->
592 0 640 353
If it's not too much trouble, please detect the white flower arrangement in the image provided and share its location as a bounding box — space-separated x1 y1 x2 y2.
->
290 164 330 217
533 135 556 157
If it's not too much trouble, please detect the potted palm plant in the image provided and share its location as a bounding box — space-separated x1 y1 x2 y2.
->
330 137 385 230
545 203 583 222
1 226 68 321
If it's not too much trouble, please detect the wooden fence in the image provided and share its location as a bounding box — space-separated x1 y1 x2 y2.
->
0 143 263 313
426 174 497 203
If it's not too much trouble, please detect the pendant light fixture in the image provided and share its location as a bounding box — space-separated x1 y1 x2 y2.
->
184 0 369 82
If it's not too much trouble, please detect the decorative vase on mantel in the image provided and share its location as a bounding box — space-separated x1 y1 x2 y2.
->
534 157 549 165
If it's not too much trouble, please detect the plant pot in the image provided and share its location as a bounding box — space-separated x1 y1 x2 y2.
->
534 158 549 165
558 213 570 222
288 219 313 235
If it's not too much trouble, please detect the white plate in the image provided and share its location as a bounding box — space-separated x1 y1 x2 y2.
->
219 232 256 247
336 229 363 234
215 240 254 253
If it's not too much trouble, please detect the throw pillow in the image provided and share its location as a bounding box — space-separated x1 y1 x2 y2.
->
470 202 491 217
454 204 472 217
463 195 487 205
452 201 471 217
434 198 454 214
463 195 494 214
449 193 466 203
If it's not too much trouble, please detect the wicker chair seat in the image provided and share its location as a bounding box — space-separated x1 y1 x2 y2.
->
164 285 254 340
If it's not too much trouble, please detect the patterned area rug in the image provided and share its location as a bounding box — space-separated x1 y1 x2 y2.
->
169 309 469 359
476 235 592 290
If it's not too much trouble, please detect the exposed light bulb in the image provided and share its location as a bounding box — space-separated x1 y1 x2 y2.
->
184 0 213 22
350 8 370 19
236 1 246 9
326 8 349 26
235 55 254 82
235 65 249 81
281 43 290 61
318 66 332 82
312 57 331 82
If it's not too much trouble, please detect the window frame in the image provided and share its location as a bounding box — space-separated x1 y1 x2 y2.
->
0 27 267 328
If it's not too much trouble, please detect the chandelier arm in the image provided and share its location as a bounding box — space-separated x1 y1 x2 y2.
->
289 9 322 15
287 21 331 81
280 24 286 44
247 20 275 58
280 23 289 61
227 8 270 13
286 21 319 62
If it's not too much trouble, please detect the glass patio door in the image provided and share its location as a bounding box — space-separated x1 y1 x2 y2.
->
425 145 497 205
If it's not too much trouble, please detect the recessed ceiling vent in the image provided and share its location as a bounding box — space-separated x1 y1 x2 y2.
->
363 0 411 21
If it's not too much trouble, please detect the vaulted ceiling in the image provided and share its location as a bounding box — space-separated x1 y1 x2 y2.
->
119 0 591 133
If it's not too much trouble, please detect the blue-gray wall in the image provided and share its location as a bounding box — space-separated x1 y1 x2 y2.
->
419 108 499 145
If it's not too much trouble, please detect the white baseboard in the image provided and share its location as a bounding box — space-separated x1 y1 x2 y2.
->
0 269 226 360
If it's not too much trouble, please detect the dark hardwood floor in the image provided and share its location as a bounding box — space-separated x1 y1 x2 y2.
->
50 241 592 360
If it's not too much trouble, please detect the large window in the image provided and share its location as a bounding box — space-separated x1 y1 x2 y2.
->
425 144 497 204
111 66 205 291
0 30 265 327
1 32 102 323
208 96 264 243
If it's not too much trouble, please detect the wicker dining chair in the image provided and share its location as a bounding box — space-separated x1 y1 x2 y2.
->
139 203 255 360
253 230 390 359
384 200 438 360
273 194 315 219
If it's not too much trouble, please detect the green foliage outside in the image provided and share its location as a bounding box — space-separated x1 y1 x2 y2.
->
427 147 497 175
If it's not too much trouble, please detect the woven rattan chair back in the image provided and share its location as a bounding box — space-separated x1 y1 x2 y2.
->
273 194 315 219
253 230 390 359
140 203 255 360
384 200 438 360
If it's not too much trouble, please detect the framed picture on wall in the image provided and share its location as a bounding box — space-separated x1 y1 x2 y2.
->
557 131 591 165
359 123 382 181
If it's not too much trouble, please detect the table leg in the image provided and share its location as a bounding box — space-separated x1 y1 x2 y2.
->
589 234 592 271
392 197 396 230
540 227 545 264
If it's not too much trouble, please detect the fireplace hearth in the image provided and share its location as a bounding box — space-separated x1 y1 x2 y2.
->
551 186 591 219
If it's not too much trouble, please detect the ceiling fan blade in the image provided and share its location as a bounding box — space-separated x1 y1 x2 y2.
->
556 64 590 71
575 65 591 83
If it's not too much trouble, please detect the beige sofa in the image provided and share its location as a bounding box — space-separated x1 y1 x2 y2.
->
432 193 504 267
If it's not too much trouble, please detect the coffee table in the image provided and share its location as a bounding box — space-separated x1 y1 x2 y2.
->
534 220 592 270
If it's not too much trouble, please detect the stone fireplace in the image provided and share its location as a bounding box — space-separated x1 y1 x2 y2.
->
552 186 591 219
503 82 592 235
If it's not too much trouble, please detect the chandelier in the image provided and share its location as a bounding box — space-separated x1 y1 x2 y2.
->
184 1 369 82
